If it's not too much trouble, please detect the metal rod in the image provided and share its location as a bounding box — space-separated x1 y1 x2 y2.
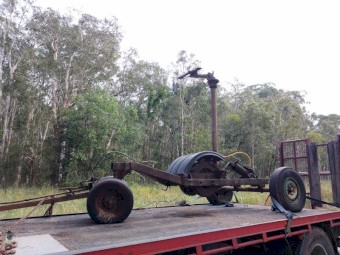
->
0 191 89 212
208 78 219 152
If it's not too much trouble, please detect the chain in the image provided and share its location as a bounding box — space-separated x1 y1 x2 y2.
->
0 196 51 255
3 196 51 236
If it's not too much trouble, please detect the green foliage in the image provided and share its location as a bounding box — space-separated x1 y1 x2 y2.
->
62 90 125 183
313 114 340 142
307 130 325 144
219 82 309 176
1 3 339 187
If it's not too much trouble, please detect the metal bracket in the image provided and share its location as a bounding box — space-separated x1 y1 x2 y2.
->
178 68 219 87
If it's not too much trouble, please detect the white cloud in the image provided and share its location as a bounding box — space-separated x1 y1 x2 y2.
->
35 0 340 115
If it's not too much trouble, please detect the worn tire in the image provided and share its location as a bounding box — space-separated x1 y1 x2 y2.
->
294 227 336 255
269 167 306 212
207 187 234 205
87 177 133 224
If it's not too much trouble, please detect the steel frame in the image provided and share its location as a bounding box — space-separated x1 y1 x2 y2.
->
112 162 268 191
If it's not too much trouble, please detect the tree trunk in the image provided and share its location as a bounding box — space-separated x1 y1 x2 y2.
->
0 95 11 163
63 52 76 107
106 128 115 149
50 122 62 185
180 85 184 156
15 106 35 186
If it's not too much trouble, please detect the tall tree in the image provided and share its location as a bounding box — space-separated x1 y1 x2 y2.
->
312 114 340 142
0 0 34 185
219 83 309 176
167 50 210 158
114 49 169 163
27 8 122 184
0 5 123 186
62 90 127 184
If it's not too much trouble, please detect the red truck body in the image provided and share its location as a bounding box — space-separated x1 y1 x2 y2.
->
6 203 340 255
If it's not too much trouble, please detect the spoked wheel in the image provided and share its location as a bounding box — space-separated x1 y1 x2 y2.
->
87 177 133 224
207 187 233 205
269 167 306 212
294 227 336 255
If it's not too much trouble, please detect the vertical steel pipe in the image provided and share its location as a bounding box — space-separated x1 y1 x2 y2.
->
208 78 219 152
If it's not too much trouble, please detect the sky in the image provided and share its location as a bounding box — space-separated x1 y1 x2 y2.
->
34 0 340 115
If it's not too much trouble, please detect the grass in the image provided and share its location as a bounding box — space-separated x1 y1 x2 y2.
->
305 178 334 209
0 186 87 220
0 180 336 220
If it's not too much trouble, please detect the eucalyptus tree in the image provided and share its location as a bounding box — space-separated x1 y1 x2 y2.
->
218 80 246 153
61 90 128 184
27 8 122 184
0 0 36 185
219 82 309 176
165 50 212 160
0 6 123 185
312 114 340 142
114 49 169 164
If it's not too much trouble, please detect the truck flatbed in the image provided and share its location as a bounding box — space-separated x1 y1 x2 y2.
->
5 203 340 255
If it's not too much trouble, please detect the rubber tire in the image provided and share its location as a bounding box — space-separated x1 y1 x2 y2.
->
207 187 234 205
87 178 133 224
269 167 306 212
294 227 335 255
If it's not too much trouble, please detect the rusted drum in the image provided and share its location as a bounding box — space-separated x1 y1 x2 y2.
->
168 151 227 201
166 151 224 177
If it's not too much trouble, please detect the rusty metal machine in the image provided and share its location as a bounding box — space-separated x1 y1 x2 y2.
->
85 156 306 224
86 68 307 224
0 68 307 225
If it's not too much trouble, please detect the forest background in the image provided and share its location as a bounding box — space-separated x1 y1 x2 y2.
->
1 0 339 188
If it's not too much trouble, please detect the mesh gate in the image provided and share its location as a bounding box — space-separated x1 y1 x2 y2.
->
279 139 310 173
